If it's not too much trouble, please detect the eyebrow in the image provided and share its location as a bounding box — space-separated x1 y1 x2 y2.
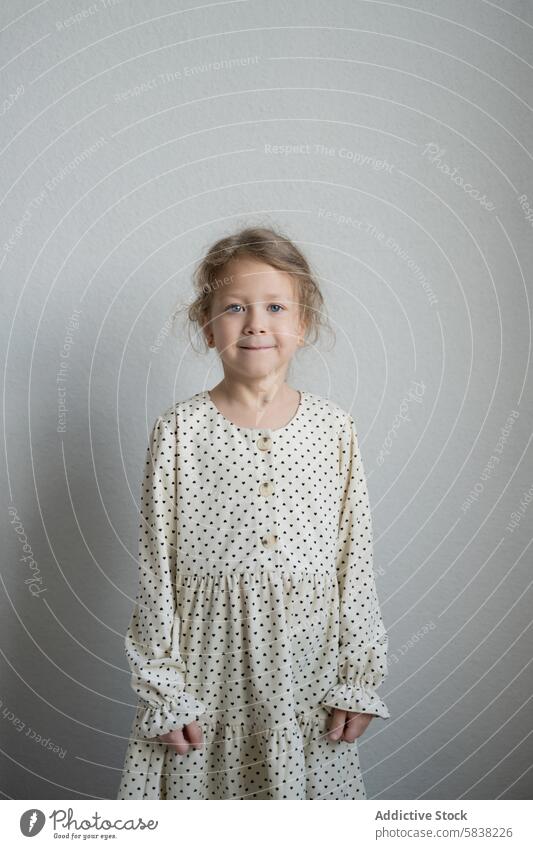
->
219 293 289 300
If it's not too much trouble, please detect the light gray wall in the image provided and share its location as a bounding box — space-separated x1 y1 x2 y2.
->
1 0 532 800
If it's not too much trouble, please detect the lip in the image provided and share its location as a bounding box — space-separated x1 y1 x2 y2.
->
237 344 276 350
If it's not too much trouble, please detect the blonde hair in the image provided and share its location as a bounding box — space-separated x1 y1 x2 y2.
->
174 226 334 354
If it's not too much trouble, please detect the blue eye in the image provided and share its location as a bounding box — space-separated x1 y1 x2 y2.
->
224 303 284 313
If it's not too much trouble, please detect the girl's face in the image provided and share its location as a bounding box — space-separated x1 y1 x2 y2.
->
205 256 306 381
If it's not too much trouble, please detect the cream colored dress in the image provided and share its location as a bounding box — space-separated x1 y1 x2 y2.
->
117 389 390 800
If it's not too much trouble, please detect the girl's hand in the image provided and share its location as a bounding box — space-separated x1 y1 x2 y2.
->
156 720 203 755
327 709 373 743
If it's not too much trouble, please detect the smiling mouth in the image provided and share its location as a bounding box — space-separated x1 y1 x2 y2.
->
238 345 276 350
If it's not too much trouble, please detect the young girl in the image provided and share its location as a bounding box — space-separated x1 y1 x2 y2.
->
117 226 390 800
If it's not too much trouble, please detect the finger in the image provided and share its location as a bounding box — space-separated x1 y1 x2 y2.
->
183 721 203 749
170 727 190 755
342 713 362 743
328 709 346 741
342 712 372 742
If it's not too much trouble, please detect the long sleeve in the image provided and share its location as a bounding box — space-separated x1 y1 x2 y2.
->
320 414 390 719
125 413 206 739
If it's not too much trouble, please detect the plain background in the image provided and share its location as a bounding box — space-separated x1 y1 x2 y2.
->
1 0 532 800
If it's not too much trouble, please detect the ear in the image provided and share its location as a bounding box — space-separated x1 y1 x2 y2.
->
201 309 215 347
297 317 308 344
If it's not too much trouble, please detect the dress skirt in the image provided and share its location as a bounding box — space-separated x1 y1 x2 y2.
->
117 567 367 800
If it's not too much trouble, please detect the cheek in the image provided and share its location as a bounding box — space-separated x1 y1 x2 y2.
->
275 321 300 345
214 316 236 334
215 319 242 347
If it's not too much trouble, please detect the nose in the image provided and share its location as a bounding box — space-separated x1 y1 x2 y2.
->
241 302 268 334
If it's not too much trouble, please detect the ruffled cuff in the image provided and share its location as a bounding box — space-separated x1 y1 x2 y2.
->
321 681 390 719
133 691 207 740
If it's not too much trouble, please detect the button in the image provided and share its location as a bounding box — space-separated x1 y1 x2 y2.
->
259 480 274 497
257 435 272 451
261 533 278 549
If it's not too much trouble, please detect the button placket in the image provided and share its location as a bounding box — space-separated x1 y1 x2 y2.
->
256 430 277 550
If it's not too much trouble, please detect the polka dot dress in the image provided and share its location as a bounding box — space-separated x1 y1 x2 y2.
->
117 389 390 800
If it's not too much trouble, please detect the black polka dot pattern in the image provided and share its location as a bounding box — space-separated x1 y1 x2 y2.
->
117 389 390 799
